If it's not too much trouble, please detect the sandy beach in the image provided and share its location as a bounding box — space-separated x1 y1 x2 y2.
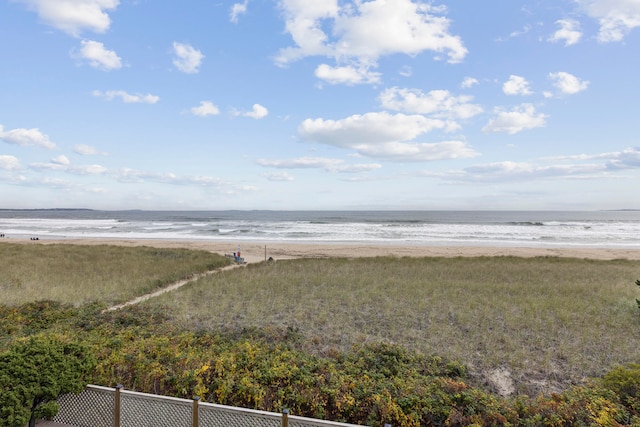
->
15 237 640 263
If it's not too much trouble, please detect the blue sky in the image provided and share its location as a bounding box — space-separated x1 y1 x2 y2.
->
1 0 639 210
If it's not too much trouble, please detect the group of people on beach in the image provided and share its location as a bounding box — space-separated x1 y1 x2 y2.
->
0 234 41 240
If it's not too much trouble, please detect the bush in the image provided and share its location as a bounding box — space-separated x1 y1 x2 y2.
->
601 364 640 419
0 335 95 427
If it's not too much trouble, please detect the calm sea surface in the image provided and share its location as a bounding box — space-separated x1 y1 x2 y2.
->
1 210 639 248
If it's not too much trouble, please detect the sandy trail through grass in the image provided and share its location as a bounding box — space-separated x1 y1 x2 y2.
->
103 263 243 312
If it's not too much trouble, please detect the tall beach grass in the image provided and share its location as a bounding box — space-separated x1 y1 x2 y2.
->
0 242 230 306
150 256 640 395
3 240 640 397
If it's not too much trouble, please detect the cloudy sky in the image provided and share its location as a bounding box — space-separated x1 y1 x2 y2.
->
1 0 639 210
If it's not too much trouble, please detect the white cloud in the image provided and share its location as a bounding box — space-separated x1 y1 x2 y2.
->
247 104 269 119
0 124 57 149
482 104 547 134
17 0 119 37
459 161 604 182
114 168 176 184
545 147 640 170
548 19 583 46
235 104 269 119
72 40 122 70
30 156 108 175
333 163 382 173
379 87 483 120
77 164 108 175
38 177 72 188
496 24 536 42
112 168 257 195
92 90 159 104
314 64 381 85
298 112 478 162
354 140 478 162
74 144 106 155
29 160 67 172
605 147 640 169
0 155 22 170
333 1 467 62
258 157 345 169
460 77 479 89
52 155 71 165
190 101 220 117
549 71 589 94
230 0 248 23
574 0 640 42
262 171 295 181
299 112 447 146
440 147 640 183
503 75 533 96
172 42 204 74
275 0 342 63
398 66 413 77
257 156 382 173
276 0 467 83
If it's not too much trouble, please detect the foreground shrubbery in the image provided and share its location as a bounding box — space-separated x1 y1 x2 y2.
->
2 301 640 426
0 335 95 427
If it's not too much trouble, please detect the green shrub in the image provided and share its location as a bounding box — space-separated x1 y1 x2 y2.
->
601 364 640 419
0 335 95 427
0 301 76 341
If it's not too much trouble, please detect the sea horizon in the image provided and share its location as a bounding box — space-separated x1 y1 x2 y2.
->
1 209 640 249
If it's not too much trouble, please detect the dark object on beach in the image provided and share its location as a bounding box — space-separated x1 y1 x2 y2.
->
225 252 246 264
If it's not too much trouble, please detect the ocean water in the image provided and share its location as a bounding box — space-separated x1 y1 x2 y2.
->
0 210 639 248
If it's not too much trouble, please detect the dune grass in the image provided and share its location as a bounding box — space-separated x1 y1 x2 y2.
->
0 242 230 306
148 256 640 396
3 241 640 397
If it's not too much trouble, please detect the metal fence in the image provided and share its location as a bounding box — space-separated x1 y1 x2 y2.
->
52 385 371 427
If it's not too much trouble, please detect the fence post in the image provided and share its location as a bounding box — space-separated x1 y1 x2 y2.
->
114 385 123 427
282 409 289 427
192 396 200 427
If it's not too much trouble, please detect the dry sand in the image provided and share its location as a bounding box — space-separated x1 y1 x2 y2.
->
18 237 640 263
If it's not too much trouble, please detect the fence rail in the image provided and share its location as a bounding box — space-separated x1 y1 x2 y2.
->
52 385 377 427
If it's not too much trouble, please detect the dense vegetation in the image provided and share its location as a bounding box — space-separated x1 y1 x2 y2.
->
0 335 94 427
2 242 640 426
155 256 640 396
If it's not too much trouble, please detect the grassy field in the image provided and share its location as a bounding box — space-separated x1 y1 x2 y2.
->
147 255 640 396
2 241 640 398
0 241 230 306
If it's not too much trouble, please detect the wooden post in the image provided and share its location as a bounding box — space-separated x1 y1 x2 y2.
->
192 396 200 427
114 385 123 427
265 245 267 262
282 409 289 427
